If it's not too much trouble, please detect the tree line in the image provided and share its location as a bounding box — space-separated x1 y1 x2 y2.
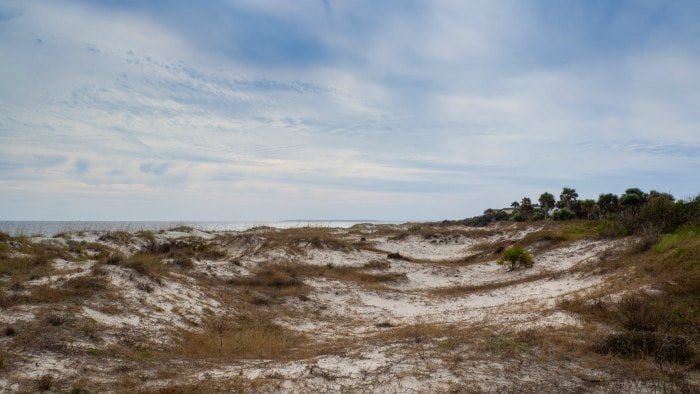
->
460 187 700 236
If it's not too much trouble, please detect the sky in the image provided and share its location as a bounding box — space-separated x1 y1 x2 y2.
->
0 0 699 221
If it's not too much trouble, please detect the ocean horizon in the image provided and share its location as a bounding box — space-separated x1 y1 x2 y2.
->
0 220 403 237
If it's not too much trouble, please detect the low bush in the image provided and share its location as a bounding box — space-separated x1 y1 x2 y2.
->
594 331 693 364
552 208 575 221
387 252 409 261
175 314 311 361
36 374 53 391
498 246 533 270
615 295 668 332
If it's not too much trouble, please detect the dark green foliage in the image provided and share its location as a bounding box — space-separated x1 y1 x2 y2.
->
498 246 533 270
594 331 693 364
551 208 575 221
597 193 619 215
511 212 527 222
557 187 578 210
461 209 509 226
520 197 534 216
538 192 555 217
387 252 409 261
460 188 699 244
579 199 598 220
532 209 545 220
620 188 647 207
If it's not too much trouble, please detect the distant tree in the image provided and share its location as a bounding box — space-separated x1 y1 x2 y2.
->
511 201 520 209
558 187 578 210
520 197 534 216
552 208 575 221
648 190 674 202
511 212 527 222
538 192 555 218
597 193 619 215
620 188 647 207
494 210 510 221
580 199 598 220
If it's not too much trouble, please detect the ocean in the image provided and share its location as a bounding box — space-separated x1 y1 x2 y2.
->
0 220 399 237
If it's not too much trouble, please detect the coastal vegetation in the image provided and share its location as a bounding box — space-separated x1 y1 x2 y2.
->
0 187 698 391
462 187 699 239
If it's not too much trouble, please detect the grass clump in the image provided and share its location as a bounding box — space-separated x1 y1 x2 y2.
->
594 331 693 364
105 252 166 284
168 225 194 233
498 246 533 270
175 314 311 361
142 237 227 266
231 263 407 302
229 266 307 300
486 335 531 355
36 374 53 391
97 231 133 244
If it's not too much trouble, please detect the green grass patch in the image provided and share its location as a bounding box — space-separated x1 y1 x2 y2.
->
486 335 531 353
653 225 700 253
86 347 103 357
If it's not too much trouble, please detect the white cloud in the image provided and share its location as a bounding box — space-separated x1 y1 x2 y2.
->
0 0 698 220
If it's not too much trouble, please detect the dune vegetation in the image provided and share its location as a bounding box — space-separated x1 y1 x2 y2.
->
0 188 698 392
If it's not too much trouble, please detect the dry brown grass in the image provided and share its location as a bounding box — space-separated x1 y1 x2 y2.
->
105 252 168 284
65 240 113 261
362 260 391 270
142 236 228 264
9 308 86 353
373 323 471 344
213 227 364 261
298 264 407 286
229 262 408 303
560 228 699 371
0 239 70 282
370 322 538 360
97 231 133 244
173 313 314 361
229 265 308 301
428 270 557 297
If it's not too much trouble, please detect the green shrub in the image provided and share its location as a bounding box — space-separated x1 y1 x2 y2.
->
511 212 527 222
498 246 533 270
552 208 575 221
532 209 545 220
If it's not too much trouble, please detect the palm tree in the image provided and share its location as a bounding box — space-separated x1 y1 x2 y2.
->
559 187 578 210
520 197 534 216
597 193 619 215
538 192 555 218
620 187 647 207
511 201 520 210
580 199 597 220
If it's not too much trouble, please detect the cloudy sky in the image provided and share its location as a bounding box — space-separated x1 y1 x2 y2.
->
1 0 699 221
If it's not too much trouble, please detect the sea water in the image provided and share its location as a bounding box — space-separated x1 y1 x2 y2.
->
0 220 399 237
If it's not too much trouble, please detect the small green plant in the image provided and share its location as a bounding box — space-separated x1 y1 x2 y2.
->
86 347 102 357
498 246 533 270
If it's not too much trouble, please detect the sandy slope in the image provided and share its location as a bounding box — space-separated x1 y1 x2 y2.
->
2 223 684 392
